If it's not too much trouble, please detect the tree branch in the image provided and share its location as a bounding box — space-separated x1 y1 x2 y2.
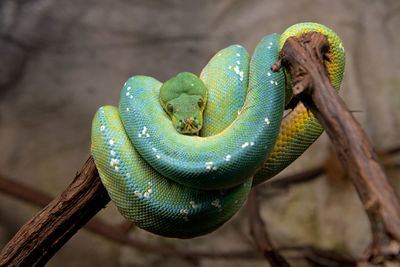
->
272 32 400 264
0 159 261 264
0 156 110 266
1 144 399 264
261 166 324 189
248 188 291 266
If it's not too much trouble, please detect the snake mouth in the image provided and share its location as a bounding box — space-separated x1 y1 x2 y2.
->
177 117 201 135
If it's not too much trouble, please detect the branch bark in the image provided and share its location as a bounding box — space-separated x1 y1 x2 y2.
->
0 156 110 266
0 159 261 265
2 143 397 264
272 32 400 264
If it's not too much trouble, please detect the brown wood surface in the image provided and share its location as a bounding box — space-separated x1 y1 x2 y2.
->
272 32 400 264
0 171 262 263
0 157 110 266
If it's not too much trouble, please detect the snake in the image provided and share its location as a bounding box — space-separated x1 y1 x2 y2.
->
91 23 345 238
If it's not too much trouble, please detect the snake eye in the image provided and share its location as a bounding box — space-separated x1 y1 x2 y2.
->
167 103 173 113
197 98 204 108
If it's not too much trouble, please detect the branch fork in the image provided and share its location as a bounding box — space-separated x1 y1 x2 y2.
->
271 32 331 97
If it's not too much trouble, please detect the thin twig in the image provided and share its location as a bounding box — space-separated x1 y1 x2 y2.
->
248 188 291 266
261 166 324 188
260 146 400 190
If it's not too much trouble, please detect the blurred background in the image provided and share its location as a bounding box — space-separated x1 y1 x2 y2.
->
0 0 399 266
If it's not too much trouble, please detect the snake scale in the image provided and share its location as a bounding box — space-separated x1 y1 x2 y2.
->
91 22 345 238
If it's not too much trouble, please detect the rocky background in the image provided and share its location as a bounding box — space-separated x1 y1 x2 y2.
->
0 0 399 266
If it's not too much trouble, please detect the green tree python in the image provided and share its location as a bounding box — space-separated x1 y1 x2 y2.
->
91 22 345 238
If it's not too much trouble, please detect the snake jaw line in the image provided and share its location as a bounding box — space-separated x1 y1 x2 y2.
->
159 72 207 135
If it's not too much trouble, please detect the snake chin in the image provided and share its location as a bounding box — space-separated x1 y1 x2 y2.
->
176 117 202 135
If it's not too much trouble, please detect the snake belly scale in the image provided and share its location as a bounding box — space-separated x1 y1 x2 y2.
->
91 23 345 238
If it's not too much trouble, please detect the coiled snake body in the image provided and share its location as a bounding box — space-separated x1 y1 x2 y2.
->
91 23 345 238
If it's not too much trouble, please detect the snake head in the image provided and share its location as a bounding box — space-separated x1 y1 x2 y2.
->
160 72 207 135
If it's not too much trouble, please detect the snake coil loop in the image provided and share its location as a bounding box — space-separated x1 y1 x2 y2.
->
91 22 345 238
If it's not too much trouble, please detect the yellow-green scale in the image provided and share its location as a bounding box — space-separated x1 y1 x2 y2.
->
253 22 345 185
